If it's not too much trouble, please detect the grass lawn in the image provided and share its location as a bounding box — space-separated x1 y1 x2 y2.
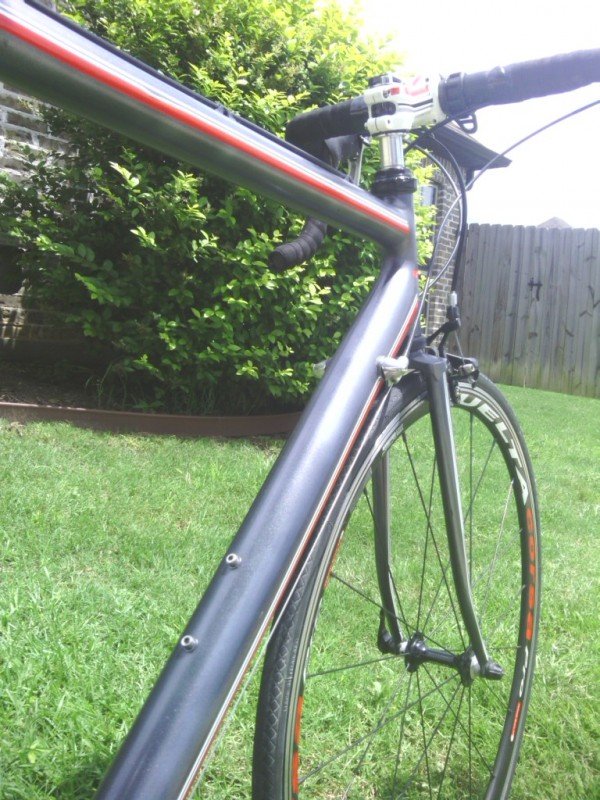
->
0 384 598 799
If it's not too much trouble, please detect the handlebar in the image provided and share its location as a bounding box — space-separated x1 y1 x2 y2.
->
285 97 368 155
439 49 600 117
286 49 600 152
277 49 600 270
269 218 328 272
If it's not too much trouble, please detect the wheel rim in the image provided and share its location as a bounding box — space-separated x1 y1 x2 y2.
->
286 382 539 800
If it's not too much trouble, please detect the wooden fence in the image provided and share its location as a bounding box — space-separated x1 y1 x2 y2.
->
455 224 599 398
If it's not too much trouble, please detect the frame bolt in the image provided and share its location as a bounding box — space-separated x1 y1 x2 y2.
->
180 634 198 652
225 552 242 568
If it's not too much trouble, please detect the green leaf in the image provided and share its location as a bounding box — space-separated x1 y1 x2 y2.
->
0 0 428 415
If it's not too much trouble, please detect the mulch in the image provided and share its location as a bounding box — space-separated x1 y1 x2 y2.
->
0 361 300 437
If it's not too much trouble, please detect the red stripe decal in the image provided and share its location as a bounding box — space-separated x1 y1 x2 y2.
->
0 12 409 236
510 700 523 742
292 695 304 798
177 292 419 796
320 295 419 502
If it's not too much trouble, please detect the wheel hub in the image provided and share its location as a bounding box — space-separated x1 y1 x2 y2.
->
378 623 504 687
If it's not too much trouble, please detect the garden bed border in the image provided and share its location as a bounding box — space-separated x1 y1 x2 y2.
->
0 401 300 437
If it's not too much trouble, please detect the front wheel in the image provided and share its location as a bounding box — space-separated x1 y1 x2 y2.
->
253 373 540 800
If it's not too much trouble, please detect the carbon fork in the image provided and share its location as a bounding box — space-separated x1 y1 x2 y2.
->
373 350 504 681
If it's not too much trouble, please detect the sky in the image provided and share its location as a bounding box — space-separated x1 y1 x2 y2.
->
336 0 600 228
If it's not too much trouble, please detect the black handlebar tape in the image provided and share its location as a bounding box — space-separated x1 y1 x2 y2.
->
439 49 600 117
268 218 328 272
285 97 369 149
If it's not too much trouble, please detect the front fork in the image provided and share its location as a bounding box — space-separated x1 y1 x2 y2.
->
373 350 502 680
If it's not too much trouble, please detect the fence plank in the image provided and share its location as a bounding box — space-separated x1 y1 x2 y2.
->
502 225 523 382
587 229 600 395
542 229 565 392
490 225 513 371
457 223 600 397
509 225 534 388
557 228 576 393
479 225 500 366
564 228 582 393
578 229 600 395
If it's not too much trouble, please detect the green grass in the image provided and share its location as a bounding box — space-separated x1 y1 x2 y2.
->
295 383 535 799
500 386 600 799
0 426 279 799
0 384 598 799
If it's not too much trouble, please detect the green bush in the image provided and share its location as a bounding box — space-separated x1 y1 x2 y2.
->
0 0 434 413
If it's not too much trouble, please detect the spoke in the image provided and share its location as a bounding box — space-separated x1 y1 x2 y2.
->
330 572 407 629
420 558 451 637
420 523 467 649
462 438 498 527
341 669 408 800
422 600 485 662
391 672 414 799
389 568 458 657
471 531 518 594
400 432 440 633
388 566 413 643
469 685 473 800
363 484 375 518
302 674 403 791
401 431 439 538
391 678 463 799
480 675 507 709
416 670 434 800
436 682 465 799
300 675 459 785
427 489 518 654
417 459 438 631
362 487 412 634
484 585 524 647
385 560 458 659
422 664 495 778
472 523 519 599
478 480 514 624
469 413 474 584
306 654 398 680
401 432 466 647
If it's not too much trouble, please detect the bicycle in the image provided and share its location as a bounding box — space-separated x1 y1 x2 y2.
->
1 1 599 798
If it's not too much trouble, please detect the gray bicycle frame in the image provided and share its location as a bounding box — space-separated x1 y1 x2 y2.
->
0 2 489 798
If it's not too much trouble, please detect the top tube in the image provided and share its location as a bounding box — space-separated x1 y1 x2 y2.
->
0 0 410 251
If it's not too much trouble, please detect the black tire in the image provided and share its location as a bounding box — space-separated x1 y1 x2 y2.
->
253 372 540 800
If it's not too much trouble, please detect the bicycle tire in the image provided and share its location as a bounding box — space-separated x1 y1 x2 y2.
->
253 371 540 800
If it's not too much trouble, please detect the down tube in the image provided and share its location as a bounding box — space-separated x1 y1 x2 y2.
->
96 252 419 800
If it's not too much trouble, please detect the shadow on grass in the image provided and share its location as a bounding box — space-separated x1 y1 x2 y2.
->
51 757 108 800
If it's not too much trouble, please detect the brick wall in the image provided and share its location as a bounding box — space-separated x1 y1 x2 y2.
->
0 83 64 181
0 73 86 363
0 0 57 179
0 78 67 286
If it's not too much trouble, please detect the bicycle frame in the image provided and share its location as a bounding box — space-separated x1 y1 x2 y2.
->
0 0 409 250
0 2 486 798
